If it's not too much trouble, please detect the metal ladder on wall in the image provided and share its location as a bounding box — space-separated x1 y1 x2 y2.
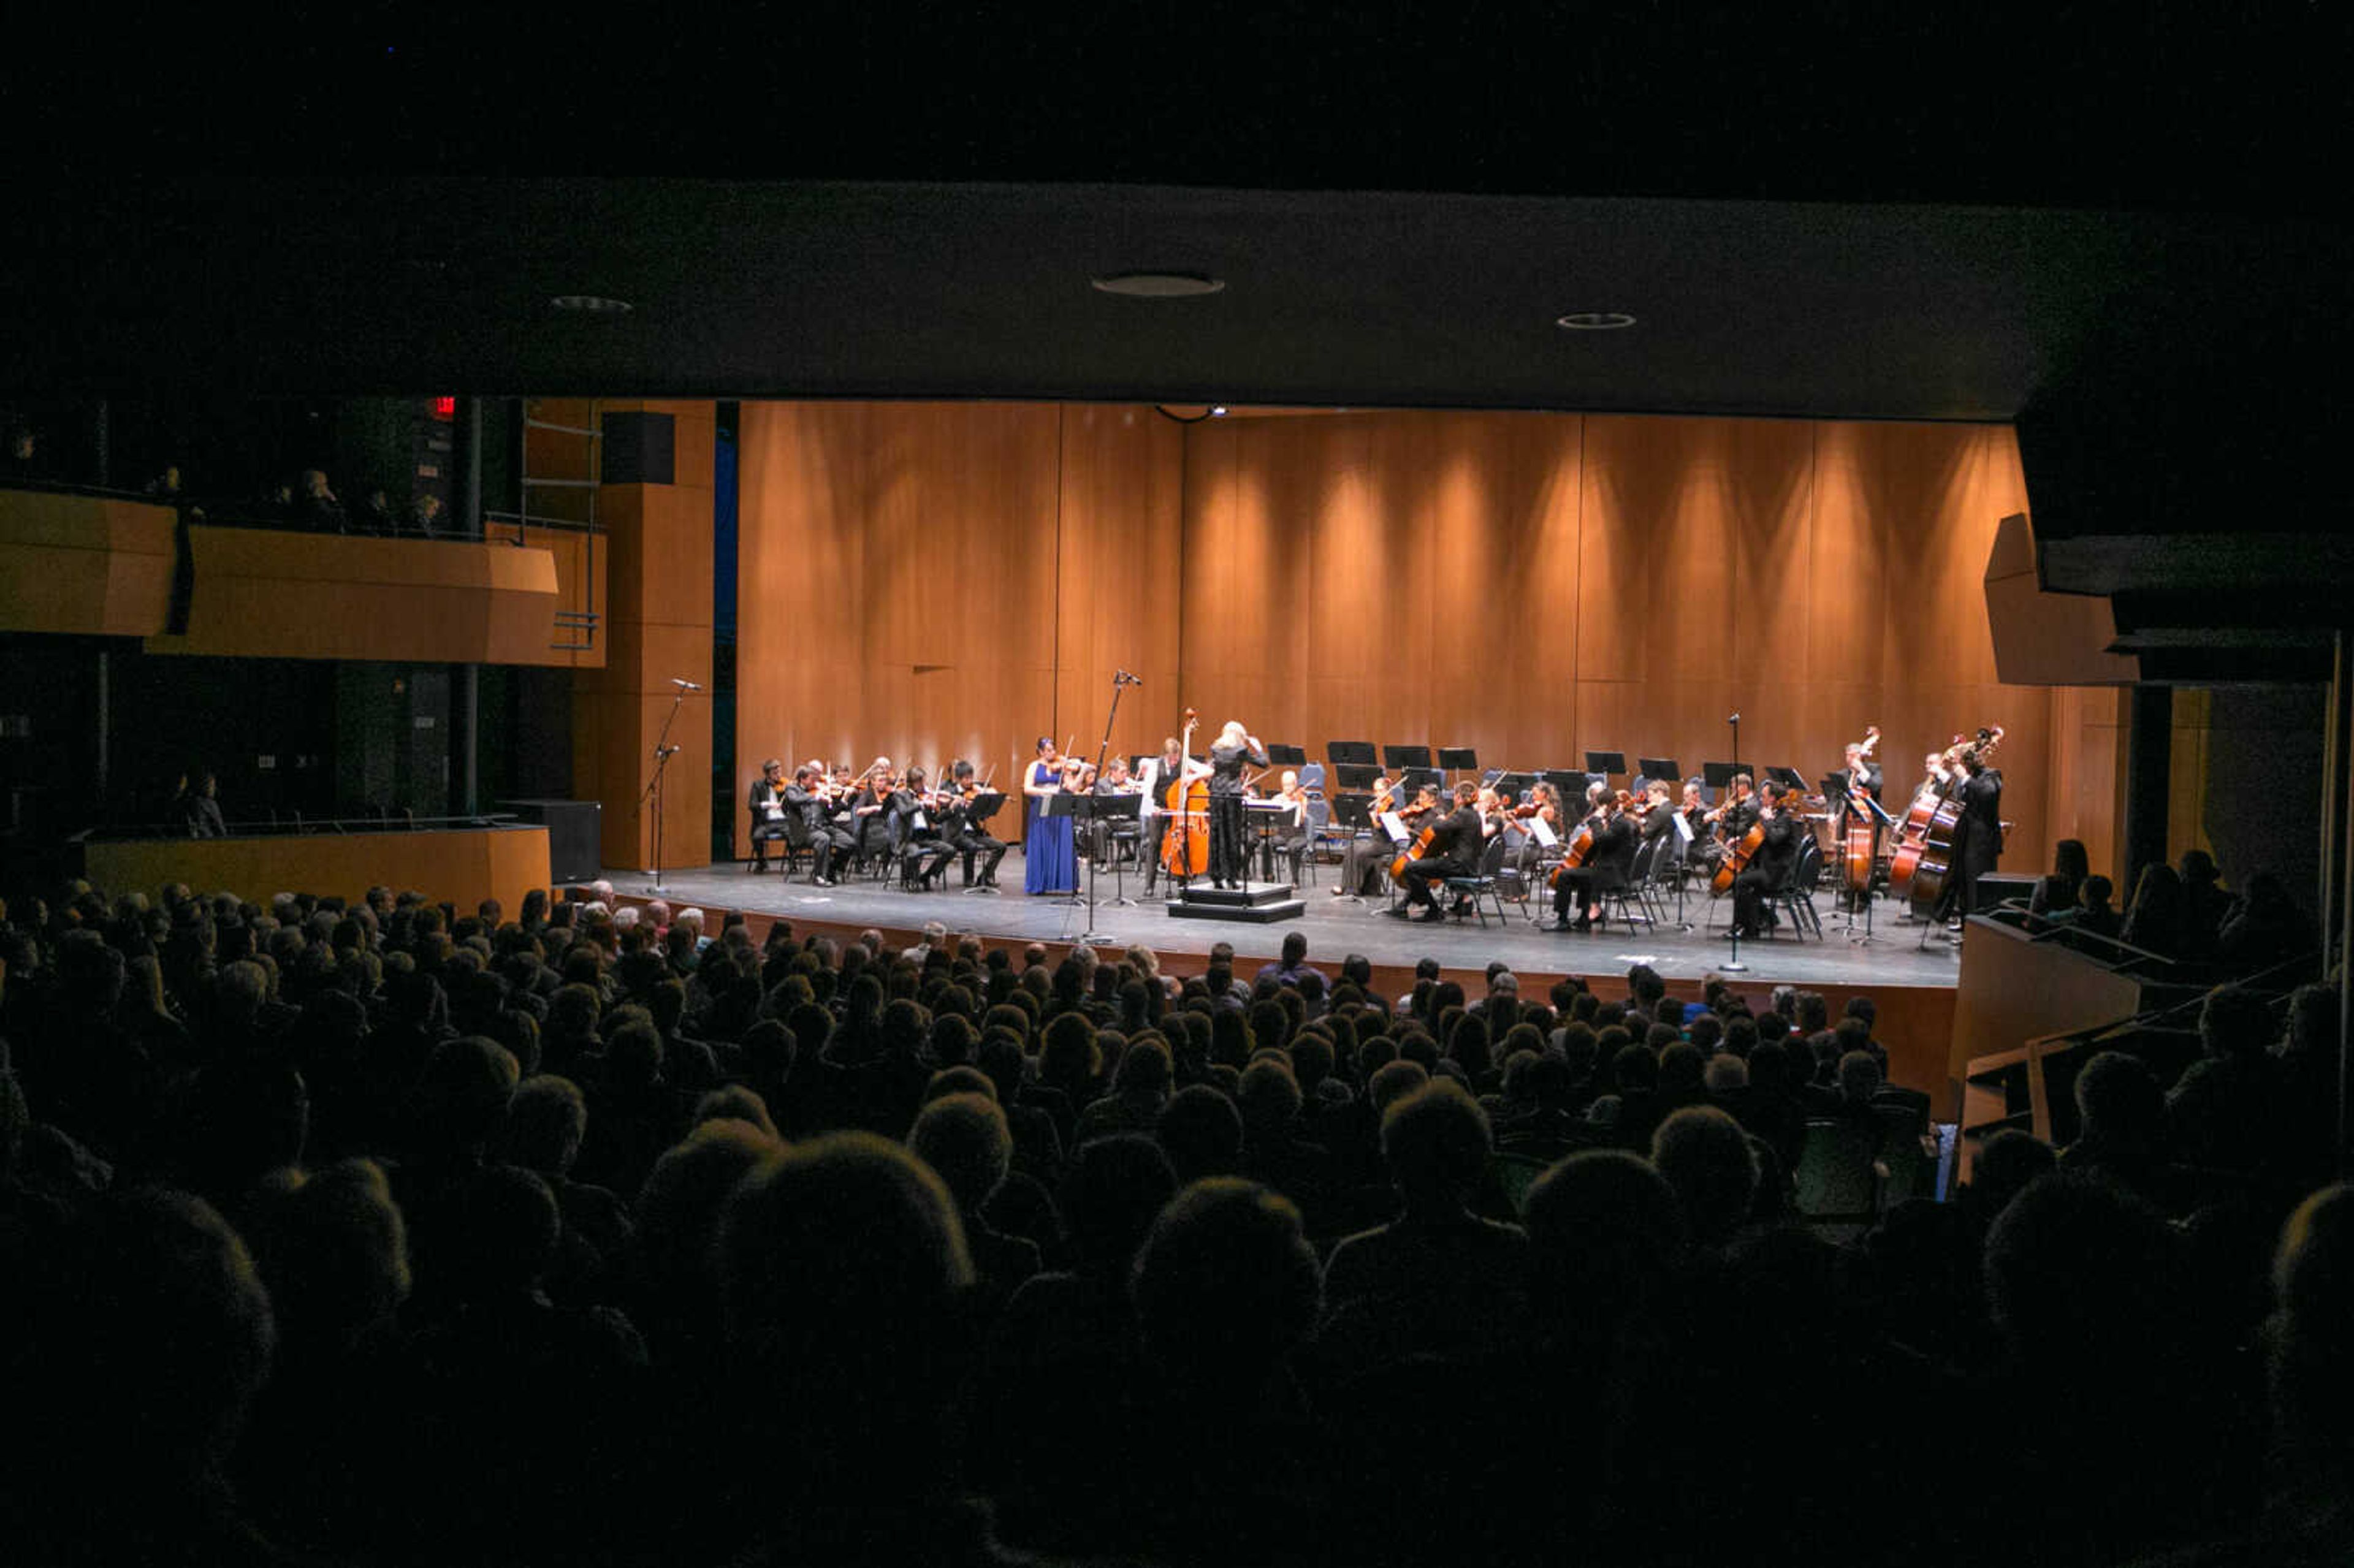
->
485 397 602 653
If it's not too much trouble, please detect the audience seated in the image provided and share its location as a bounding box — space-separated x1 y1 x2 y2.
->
0 866 2342 1567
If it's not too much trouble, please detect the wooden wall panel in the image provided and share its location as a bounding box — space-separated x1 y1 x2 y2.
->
0 490 175 636
733 401 2091 876
573 402 716 873
736 402 1149 857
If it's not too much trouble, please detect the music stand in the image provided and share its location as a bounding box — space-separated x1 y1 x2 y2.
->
1402 767 1444 796
1043 793 1101 928
1438 747 1479 777
1092 791 1145 908
1265 743 1308 767
1767 766 1808 794
1584 750 1626 778
1327 740 1377 767
1383 744 1434 771
1494 771 1536 801
1541 769 1586 802
1333 763 1382 792
1330 792 1375 904
1702 761 1741 790
1639 756 1680 784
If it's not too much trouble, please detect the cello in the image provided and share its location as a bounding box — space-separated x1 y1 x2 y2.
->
1160 709 1210 881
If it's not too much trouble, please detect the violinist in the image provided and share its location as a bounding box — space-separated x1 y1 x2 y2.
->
1268 768 1311 881
889 766 957 891
1392 780 1481 923
1023 737 1080 896
941 759 1008 891
1730 780 1802 939
1331 770 1417 897
748 758 791 873
1206 720 1270 891
1089 756 1143 866
1637 778 1678 851
1552 790 1639 932
785 763 855 886
1511 780 1566 881
851 758 897 867
1679 777 1710 842
1137 734 1208 898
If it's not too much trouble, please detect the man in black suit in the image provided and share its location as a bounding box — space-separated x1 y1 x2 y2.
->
941 759 1008 891
785 764 854 886
748 758 792 872
1394 781 1482 923
1731 781 1801 938
1943 747 2004 926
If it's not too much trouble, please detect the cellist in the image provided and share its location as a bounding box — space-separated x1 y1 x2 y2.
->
1552 790 1639 931
1730 780 1802 939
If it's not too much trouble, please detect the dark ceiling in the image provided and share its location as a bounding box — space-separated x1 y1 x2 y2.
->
5 12 2348 680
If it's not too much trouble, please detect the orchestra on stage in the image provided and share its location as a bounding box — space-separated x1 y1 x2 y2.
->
742 715 2007 937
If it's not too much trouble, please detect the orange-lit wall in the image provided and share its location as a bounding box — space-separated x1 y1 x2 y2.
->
736 403 2115 876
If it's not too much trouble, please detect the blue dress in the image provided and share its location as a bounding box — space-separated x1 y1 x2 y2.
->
1023 761 1076 895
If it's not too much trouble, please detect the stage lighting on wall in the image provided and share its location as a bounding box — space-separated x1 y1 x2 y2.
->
1091 271 1225 298
1210 405 1228 417
1556 311 1637 330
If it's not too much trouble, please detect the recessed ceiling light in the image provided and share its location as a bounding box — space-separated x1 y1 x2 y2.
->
1556 311 1636 330
1091 272 1226 298
550 294 633 314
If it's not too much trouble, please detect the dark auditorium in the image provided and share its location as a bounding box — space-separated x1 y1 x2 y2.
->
3 17 2352 1567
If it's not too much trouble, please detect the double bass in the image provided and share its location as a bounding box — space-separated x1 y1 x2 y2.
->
1842 724 1881 896
1892 725 2005 908
1159 709 1211 881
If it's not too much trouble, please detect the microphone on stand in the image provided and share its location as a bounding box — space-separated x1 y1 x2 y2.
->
1727 712 1740 725
671 678 704 691
1116 669 1143 686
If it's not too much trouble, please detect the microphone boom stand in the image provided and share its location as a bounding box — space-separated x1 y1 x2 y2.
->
1074 671 1139 946
636 682 691 896
1720 710 1746 972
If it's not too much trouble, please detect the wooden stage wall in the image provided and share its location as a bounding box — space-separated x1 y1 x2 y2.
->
737 403 2117 882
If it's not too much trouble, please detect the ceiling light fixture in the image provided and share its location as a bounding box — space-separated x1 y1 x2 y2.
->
1210 405 1228 417
1555 311 1637 330
1091 271 1225 298
550 294 634 314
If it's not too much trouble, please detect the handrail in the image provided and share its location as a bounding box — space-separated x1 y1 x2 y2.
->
86 812 524 841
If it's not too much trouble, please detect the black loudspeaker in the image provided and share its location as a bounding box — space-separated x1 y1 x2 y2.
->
600 411 676 485
499 798 603 883
1970 872 2040 915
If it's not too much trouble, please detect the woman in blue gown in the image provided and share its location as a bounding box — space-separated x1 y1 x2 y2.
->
1022 736 1078 895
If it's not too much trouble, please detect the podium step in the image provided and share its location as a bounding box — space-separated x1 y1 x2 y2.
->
1167 880 1305 923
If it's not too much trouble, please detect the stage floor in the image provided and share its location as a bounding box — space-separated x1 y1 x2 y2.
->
623 853 1963 994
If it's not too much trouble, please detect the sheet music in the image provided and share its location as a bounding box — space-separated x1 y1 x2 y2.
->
1379 810 1407 842
1672 812 1694 842
911 810 928 831
1531 818 1559 847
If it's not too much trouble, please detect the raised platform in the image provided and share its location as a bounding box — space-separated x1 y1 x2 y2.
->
619 851 1964 1098
1167 880 1307 923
